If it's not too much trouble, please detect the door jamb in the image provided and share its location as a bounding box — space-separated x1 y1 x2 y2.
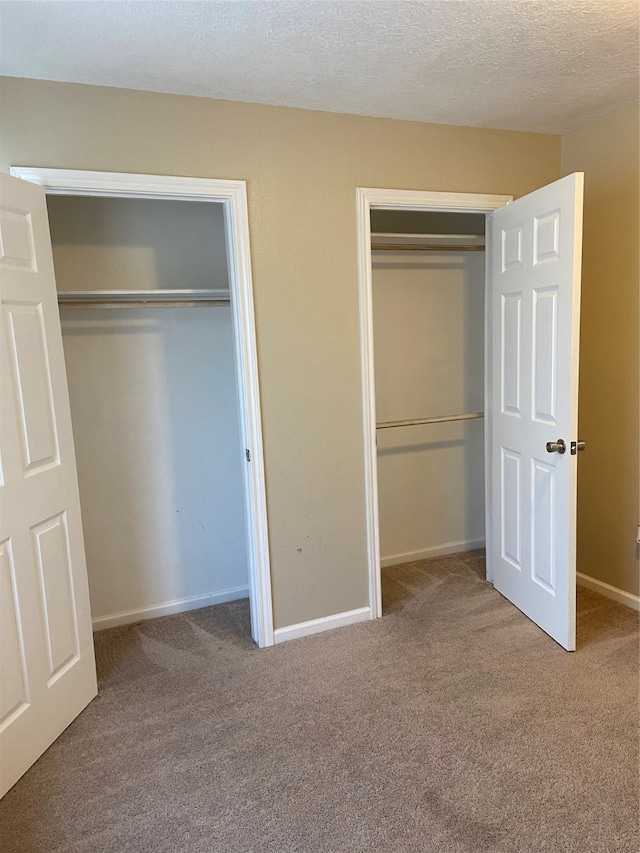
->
356 187 512 619
10 167 275 648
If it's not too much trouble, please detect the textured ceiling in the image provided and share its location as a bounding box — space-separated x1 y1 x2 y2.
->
1 0 638 134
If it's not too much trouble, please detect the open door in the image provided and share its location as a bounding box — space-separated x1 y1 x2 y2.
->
0 173 97 797
488 173 584 650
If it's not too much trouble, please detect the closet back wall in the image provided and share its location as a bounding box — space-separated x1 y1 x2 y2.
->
47 196 248 627
373 246 485 565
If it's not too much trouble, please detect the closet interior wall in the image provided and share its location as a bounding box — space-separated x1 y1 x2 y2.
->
47 196 248 629
371 210 486 567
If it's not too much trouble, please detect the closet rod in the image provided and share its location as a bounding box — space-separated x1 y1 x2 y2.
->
371 232 483 238
57 289 230 307
376 412 484 429
371 243 485 252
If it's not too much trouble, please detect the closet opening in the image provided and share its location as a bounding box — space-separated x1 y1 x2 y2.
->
18 168 274 648
361 178 588 650
371 209 487 590
357 188 511 618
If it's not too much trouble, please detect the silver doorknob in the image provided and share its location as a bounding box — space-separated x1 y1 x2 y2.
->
571 440 586 455
546 439 566 454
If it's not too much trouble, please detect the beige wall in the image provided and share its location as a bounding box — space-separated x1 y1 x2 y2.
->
0 77 562 628
562 106 640 597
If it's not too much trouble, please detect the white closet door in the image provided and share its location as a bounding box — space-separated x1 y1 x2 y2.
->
0 173 97 797
488 173 583 650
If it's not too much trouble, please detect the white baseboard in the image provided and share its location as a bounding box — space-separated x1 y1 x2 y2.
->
92 585 250 631
273 606 372 645
381 538 486 569
576 573 640 612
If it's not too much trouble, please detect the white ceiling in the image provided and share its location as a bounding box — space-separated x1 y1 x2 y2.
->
1 0 638 134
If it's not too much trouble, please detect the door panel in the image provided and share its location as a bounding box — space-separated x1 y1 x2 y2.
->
0 539 29 727
4 301 60 471
489 173 583 650
0 173 97 797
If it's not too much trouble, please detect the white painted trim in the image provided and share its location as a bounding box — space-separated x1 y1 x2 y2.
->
484 214 495 584
9 168 247 203
357 188 382 619
92 586 250 631
356 187 512 621
577 573 640 611
11 167 274 648
273 606 372 644
221 181 274 649
380 539 486 569
357 187 512 212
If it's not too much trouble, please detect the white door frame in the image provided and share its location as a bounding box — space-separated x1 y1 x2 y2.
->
357 187 512 619
9 167 274 648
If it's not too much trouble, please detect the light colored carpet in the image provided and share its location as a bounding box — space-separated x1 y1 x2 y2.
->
1 551 638 852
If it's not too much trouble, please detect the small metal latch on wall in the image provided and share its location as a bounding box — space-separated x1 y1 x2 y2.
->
245 449 251 462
